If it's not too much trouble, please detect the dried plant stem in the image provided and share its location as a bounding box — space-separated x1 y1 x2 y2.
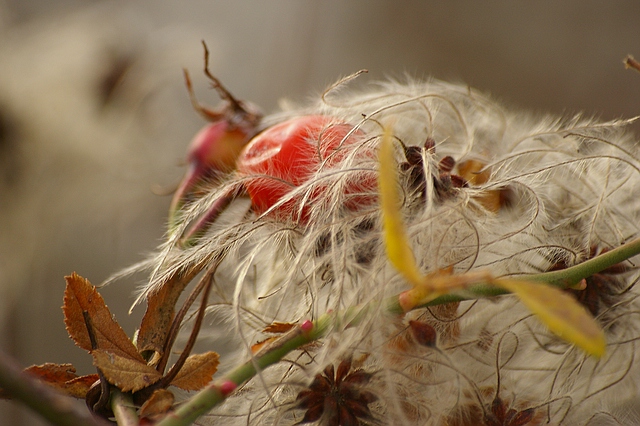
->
0 349 111 426
111 389 138 426
158 269 214 388
82 311 110 414
155 236 640 426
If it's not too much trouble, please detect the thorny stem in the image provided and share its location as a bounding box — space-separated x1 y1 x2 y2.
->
0 349 111 426
156 237 640 426
155 314 333 426
111 389 138 426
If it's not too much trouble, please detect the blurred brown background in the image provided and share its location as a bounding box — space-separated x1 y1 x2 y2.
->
0 1 639 424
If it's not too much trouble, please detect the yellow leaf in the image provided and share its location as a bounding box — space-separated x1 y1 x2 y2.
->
378 127 424 287
496 279 606 358
92 349 162 392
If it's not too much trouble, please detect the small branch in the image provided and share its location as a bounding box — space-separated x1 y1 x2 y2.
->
0 349 111 426
157 268 212 374
155 236 640 426
159 269 214 388
111 389 139 426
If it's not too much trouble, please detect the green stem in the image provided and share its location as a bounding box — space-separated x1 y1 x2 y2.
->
155 312 341 426
386 236 640 314
156 236 640 426
111 389 138 426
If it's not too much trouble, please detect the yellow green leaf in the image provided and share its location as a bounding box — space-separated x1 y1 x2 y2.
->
378 126 423 287
496 279 606 358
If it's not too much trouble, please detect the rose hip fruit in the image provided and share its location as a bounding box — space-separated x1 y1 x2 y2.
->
236 115 368 220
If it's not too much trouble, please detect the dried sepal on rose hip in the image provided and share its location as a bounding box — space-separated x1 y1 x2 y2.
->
169 41 262 229
172 46 377 240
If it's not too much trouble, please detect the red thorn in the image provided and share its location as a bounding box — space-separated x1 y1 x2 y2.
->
300 320 314 333
219 380 237 396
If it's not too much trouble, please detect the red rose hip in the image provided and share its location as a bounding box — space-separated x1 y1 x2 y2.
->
237 115 366 220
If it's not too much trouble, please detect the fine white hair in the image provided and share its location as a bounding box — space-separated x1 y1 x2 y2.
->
134 76 640 425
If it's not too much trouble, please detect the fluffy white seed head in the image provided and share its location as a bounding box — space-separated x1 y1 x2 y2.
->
138 76 640 425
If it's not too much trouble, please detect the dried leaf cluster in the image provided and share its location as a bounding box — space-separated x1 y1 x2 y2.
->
1 273 220 421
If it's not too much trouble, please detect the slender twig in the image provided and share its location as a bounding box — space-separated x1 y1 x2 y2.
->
157 266 215 374
158 269 214 388
82 311 110 414
111 389 139 426
0 349 111 426
155 237 640 426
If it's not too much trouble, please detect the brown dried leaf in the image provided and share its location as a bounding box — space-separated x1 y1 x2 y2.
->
63 273 144 362
63 374 101 399
93 349 162 392
140 389 175 418
170 351 219 391
262 322 296 334
0 364 99 400
251 336 279 354
25 363 78 383
138 268 202 356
